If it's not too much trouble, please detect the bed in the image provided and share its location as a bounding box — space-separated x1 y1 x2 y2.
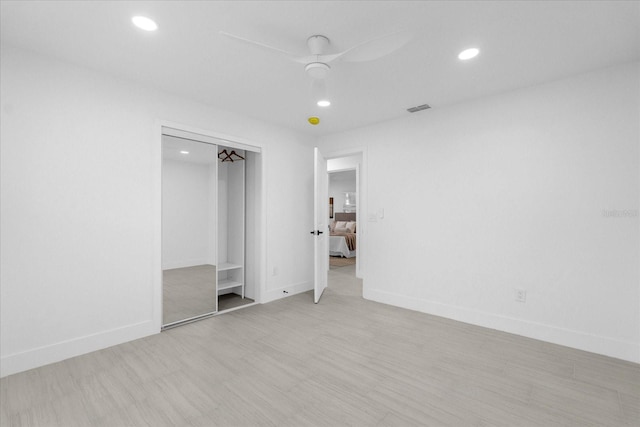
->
329 212 357 258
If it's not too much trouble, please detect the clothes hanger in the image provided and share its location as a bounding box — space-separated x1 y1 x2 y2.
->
218 149 245 162
229 150 245 161
218 149 232 162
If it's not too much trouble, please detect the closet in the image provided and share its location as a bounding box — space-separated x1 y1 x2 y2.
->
216 146 247 311
161 127 260 328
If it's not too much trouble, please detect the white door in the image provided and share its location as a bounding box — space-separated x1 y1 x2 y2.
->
313 147 328 303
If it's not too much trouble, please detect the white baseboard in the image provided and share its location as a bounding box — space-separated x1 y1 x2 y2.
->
1 320 157 378
364 288 639 364
262 281 313 304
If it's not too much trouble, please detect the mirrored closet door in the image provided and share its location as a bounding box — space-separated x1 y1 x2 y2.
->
162 135 218 326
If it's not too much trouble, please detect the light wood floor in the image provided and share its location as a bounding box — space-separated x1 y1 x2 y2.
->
329 256 356 267
2 264 639 426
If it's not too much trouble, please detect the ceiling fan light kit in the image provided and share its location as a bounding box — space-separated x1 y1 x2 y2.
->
311 78 331 107
305 62 331 79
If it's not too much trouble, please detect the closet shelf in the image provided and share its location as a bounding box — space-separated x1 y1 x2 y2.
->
218 279 243 291
218 262 242 272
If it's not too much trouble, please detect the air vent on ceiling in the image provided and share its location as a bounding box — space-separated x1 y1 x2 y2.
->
407 104 431 113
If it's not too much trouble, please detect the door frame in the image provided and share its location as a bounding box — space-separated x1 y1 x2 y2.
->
153 120 268 332
323 146 367 282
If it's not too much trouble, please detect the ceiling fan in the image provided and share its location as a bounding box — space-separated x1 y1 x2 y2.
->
219 30 412 80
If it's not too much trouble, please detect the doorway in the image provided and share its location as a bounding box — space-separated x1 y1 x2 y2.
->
312 147 366 304
328 170 357 274
326 152 364 281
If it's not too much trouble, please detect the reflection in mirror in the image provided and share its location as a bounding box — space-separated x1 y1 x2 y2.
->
162 135 217 326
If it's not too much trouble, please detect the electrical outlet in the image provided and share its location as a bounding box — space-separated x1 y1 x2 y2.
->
515 288 527 303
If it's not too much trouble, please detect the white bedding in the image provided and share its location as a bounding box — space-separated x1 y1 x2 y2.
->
329 235 356 258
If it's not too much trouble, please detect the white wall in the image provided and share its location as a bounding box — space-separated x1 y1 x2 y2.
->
263 152 315 302
0 45 314 376
162 159 213 269
245 151 261 301
318 62 640 363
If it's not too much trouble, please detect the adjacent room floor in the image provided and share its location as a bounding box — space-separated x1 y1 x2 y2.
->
329 255 356 268
1 265 638 426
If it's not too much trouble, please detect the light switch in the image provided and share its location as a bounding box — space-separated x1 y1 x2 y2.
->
378 208 385 219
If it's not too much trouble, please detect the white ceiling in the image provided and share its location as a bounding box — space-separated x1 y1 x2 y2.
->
2 1 638 137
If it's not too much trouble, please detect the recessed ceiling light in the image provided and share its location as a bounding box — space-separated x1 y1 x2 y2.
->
132 16 158 31
458 48 479 60
180 151 189 154
317 100 331 107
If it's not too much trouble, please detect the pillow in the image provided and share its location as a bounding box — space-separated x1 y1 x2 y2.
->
335 221 347 229
346 221 356 233
334 227 349 234
329 220 337 232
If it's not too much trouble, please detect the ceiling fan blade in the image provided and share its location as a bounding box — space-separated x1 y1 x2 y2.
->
219 31 294 57
290 55 318 64
327 31 412 63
